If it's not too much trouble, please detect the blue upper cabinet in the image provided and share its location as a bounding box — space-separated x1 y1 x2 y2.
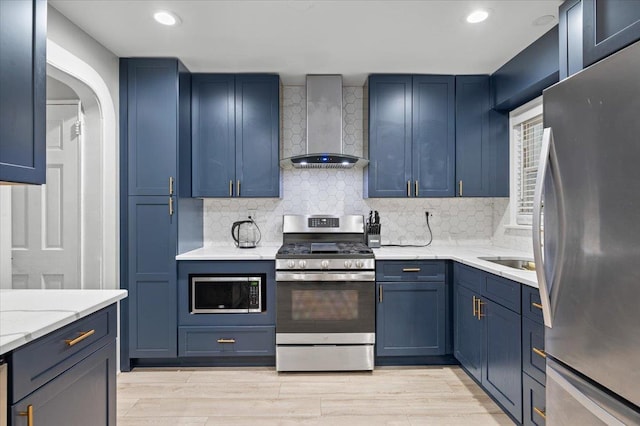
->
235 75 280 198
367 75 454 198
192 74 280 198
559 0 584 79
412 76 455 197
125 59 183 196
0 0 46 184
366 75 412 198
582 0 640 67
456 75 509 197
191 74 235 197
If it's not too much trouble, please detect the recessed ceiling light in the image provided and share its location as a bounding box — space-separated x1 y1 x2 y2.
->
154 10 181 26
533 15 555 26
466 10 489 24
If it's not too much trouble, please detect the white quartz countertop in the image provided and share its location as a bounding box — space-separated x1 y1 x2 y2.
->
0 289 127 355
176 244 538 289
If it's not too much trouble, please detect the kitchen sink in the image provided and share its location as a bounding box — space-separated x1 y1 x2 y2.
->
478 257 536 271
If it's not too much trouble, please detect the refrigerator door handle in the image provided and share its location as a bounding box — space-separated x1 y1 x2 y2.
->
533 127 554 328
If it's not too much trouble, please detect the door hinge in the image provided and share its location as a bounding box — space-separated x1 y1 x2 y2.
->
74 120 82 136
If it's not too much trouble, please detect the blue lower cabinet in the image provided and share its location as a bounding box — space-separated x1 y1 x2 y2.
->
127 196 177 359
179 326 275 357
523 316 546 385
376 282 447 357
11 341 116 426
482 298 523 423
453 283 483 381
523 373 546 425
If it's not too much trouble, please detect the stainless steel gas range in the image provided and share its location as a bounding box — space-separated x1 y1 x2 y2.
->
275 215 375 371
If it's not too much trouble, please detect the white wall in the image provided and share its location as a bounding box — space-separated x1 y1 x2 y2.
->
47 6 119 112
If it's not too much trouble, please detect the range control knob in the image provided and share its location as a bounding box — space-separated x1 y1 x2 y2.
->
355 260 364 269
298 260 307 269
344 260 353 269
287 260 295 269
321 260 330 269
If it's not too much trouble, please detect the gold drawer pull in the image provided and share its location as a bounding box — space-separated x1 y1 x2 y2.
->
533 347 547 358
402 268 421 272
533 407 546 419
532 302 543 310
477 299 485 319
19 405 33 426
217 338 236 344
472 296 478 317
65 329 96 346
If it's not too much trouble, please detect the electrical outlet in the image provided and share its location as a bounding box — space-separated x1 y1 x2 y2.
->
247 209 257 220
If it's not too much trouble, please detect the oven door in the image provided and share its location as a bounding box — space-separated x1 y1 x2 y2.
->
276 272 375 342
191 276 253 313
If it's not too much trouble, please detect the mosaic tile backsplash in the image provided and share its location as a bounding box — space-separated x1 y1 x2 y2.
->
203 85 531 252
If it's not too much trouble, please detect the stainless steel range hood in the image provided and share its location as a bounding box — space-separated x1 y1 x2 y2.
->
280 75 368 169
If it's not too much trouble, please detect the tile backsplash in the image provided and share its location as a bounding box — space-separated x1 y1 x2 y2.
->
203 85 528 250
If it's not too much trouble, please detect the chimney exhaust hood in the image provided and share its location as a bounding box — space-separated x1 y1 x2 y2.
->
280 75 368 169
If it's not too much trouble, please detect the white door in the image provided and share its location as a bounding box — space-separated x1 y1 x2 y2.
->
11 102 81 289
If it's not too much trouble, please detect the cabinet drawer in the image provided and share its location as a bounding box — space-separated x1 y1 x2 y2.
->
453 262 483 293
523 372 546 426
522 285 544 323
483 274 521 313
179 326 275 357
377 261 445 282
523 317 546 385
11 305 117 403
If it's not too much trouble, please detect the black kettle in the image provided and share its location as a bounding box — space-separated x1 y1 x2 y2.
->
231 218 261 248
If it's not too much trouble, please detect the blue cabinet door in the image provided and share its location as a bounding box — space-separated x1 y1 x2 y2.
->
482 298 523 423
455 76 495 197
0 0 46 184
125 59 179 196
559 0 584 79
127 196 177 358
582 0 640 67
412 75 455 197
376 282 447 356
191 74 235 197
11 341 116 426
454 283 483 381
366 75 412 198
235 75 280 197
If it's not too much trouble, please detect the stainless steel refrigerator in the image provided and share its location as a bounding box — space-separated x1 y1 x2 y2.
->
534 39 640 424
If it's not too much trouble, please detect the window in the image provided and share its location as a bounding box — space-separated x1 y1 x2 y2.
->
510 97 543 226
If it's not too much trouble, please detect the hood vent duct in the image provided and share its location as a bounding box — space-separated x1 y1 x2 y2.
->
280 75 368 169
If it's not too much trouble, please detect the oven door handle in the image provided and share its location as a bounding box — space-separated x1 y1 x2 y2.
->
276 272 375 282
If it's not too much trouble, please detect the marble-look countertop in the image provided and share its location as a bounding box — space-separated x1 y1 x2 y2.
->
0 289 127 355
176 243 538 289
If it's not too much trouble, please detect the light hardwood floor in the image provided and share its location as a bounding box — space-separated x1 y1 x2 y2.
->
117 366 513 425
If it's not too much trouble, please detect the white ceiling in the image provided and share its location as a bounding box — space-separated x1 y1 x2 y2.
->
50 0 562 85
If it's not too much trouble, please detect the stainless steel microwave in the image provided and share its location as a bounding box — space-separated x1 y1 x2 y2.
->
190 275 264 314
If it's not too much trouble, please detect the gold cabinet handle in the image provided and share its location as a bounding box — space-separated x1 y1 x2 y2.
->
473 296 478 317
459 180 463 196
532 302 543 310
237 180 241 197
476 299 485 320
169 197 174 216
379 285 383 303
407 180 411 197
169 176 174 195
229 180 233 197
217 338 236 344
415 180 419 197
402 268 421 272
65 329 96 346
533 407 546 419
19 405 34 426
533 347 547 359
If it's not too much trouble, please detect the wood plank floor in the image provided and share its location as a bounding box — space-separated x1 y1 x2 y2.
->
117 366 513 425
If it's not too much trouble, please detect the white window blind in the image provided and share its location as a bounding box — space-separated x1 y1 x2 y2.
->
514 114 543 225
